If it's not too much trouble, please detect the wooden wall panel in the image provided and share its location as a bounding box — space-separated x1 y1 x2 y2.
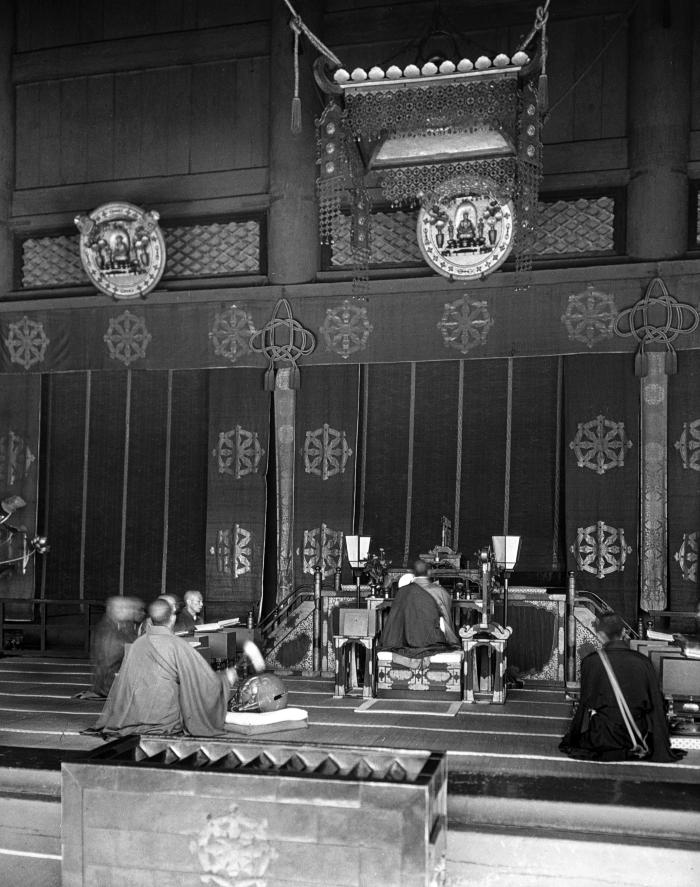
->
15 60 269 191
15 0 271 51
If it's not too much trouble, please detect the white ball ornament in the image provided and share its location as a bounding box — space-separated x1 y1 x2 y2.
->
403 64 420 78
351 67 367 82
368 66 385 81
421 61 438 76
333 69 350 83
386 65 403 79
475 56 492 70
457 58 473 73
511 51 530 66
493 53 510 68
439 60 456 74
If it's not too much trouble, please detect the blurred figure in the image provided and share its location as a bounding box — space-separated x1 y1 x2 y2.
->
175 590 204 633
94 598 237 737
90 596 142 697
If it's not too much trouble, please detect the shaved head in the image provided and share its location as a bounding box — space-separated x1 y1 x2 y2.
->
149 598 175 627
413 559 429 577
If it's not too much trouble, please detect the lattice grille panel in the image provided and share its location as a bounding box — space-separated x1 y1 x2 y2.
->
330 210 422 267
532 196 615 256
21 235 86 288
330 196 616 267
20 220 261 288
164 220 260 277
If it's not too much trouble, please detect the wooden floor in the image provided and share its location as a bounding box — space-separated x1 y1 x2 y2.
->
1 653 699 784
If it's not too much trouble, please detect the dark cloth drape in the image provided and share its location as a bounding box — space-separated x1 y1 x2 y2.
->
668 350 700 611
0 374 42 619
206 369 270 621
360 358 562 575
564 354 640 623
294 364 359 583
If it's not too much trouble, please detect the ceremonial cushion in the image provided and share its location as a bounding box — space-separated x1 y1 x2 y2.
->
224 707 308 735
376 649 462 693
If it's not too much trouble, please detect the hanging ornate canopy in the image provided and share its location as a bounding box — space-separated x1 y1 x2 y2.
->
315 45 545 282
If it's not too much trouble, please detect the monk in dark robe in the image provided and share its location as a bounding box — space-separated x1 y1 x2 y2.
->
560 613 685 763
90 597 139 697
174 589 204 633
94 598 237 737
380 560 459 658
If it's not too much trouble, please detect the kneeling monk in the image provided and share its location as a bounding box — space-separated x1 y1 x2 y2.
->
560 613 683 763
94 598 237 737
380 559 459 658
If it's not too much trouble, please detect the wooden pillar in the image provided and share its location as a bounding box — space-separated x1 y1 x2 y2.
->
267 0 321 284
0 0 14 296
626 0 692 259
268 3 322 599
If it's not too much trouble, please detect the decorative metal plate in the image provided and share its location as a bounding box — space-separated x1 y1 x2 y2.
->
75 202 166 300
417 177 514 280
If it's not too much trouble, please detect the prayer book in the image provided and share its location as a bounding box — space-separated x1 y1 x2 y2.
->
646 629 674 642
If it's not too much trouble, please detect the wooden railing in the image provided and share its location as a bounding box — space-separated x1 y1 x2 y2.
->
0 597 106 655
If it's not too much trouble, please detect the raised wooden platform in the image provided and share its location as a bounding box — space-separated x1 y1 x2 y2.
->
1 654 699 886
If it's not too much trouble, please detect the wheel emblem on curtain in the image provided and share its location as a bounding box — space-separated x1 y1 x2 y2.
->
104 310 152 366
570 521 632 579
674 419 700 471
211 525 252 578
437 295 493 354
4 316 49 370
674 532 698 584
569 415 632 475
561 286 618 349
302 424 353 480
209 304 255 364
319 299 373 359
0 432 35 485
214 427 265 478
302 523 343 577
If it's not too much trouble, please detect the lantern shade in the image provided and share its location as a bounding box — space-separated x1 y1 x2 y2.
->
491 535 521 571
346 535 371 568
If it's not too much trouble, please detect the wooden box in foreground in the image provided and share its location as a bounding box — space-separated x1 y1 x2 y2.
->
62 736 447 887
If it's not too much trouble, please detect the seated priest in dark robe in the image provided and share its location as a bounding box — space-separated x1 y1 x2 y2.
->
174 589 204 633
560 613 684 763
94 598 237 737
90 596 140 697
379 559 459 659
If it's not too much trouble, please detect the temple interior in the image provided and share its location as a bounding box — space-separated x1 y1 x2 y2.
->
0 1 699 885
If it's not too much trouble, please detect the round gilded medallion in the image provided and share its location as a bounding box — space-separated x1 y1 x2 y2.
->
417 178 514 280
75 202 166 300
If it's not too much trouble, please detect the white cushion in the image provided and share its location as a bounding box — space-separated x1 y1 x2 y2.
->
225 707 308 727
377 649 462 664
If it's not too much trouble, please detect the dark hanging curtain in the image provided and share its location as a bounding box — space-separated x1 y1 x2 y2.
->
668 350 700 612
206 369 270 621
564 353 640 624
360 362 414 566
293 364 359 584
0 374 41 620
41 370 209 610
360 357 562 575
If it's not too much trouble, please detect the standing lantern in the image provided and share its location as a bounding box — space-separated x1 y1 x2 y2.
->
345 534 371 606
491 534 521 627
